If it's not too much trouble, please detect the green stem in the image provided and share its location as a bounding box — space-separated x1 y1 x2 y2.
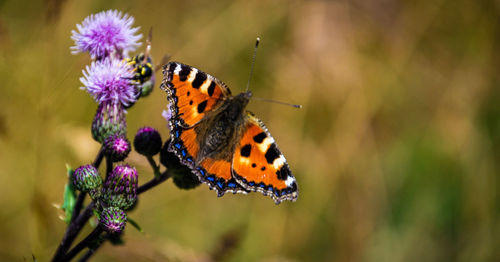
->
146 156 161 178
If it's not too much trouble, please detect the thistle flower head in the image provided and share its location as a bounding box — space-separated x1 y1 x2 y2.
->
73 164 102 198
104 134 131 162
133 127 162 156
71 10 142 60
92 101 127 143
101 164 138 209
81 58 137 107
100 206 127 234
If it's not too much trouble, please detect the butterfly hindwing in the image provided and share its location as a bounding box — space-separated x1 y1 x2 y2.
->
232 113 298 204
168 115 250 197
161 62 231 127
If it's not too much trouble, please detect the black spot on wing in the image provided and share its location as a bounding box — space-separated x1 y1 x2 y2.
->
240 144 252 157
253 132 267 143
179 64 191 81
207 81 216 96
192 71 206 89
265 143 280 164
276 165 290 180
197 100 208 113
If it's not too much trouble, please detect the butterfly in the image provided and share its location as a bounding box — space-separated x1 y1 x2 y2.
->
160 62 298 204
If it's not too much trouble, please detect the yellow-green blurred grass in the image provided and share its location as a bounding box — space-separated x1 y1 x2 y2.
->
0 0 499 261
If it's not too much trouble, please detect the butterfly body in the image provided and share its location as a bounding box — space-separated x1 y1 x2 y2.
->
194 92 251 161
161 62 298 204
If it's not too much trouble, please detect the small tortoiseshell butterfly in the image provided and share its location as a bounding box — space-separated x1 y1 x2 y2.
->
160 62 298 204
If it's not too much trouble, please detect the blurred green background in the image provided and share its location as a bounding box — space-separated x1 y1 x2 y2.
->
0 0 499 261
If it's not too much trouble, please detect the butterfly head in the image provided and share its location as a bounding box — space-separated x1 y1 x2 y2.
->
234 91 252 106
223 91 252 121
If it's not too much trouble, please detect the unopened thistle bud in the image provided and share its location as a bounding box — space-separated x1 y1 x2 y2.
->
104 134 131 162
159 140 200 190
92 101 127 143
134 127 162 156
73 164 102 199
99 206 127 234
101 164 138 209
172 171 201 190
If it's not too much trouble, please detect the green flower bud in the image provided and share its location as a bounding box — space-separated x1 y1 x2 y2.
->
73 165 102 199
99 206 127 234
92 101 127 143
101 164 138 209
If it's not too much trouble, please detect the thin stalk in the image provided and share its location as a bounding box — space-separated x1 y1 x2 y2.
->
105 156 113 181
64 227 104 261
146 156 161 178
51 202 95 262
138 170 171 194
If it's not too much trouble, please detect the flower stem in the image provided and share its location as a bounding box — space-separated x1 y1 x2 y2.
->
93 146 104 168
78 238 105 262
70 193 86 224
64 226 104 261
138 169 172 194
105 156 113 181
51 202 95 262
146 156 161 178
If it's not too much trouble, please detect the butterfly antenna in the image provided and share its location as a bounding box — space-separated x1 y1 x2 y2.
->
245 37 260 92
253 97 302 109
155 54 172 72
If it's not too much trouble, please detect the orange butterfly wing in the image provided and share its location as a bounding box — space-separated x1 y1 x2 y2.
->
161 62 248 196
161 62 231 127
232 114 298 203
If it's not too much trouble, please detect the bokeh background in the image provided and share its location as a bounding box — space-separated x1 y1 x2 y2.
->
1 0 499 261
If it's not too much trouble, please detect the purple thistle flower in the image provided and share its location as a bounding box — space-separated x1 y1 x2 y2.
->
71 10 142 60
100 207 127 234
101 164 138 210
73 165 102 191
81 58 137 107
104 134 131 162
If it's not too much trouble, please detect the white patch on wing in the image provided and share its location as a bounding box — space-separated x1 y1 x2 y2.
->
174 63 182 74
187 68 198 82
273 155 286 169
285 175 295 187
200 79 211 94
257 137 275 153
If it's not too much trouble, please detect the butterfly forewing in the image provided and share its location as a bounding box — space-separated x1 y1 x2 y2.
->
161 62 231 127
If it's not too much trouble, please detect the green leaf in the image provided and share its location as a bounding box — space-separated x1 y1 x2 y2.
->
61 164 77 223
127 217 143 233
